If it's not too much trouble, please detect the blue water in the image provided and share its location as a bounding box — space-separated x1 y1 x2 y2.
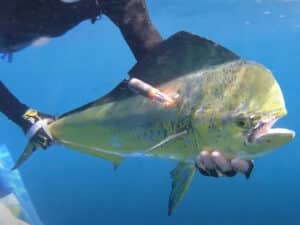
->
1 0 300 224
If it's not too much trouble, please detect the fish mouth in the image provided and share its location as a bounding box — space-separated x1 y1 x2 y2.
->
245 117 295 145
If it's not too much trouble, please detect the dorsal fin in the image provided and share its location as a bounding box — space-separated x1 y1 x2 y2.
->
129 31 240 85
59 80 133 118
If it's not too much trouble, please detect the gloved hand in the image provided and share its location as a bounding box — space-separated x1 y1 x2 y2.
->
21 109 55 149
195 150 254 179
11 109 56 170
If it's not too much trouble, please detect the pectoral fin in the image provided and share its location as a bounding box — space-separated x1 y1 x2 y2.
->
146 130 188 153
168 162 196 216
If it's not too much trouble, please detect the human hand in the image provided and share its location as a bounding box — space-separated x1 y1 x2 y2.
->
22 109 55 149
195 150 254 179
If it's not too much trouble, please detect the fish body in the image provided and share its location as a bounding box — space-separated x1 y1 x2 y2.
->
17 31 295 215
49 60 290 163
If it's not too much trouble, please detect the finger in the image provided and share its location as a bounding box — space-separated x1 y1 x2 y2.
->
231 158 254 179
195 151 218 177
196 151 214 170
211 151 236 177
197 166 211 176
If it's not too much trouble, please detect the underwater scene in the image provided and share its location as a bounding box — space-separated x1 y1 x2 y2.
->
0 0 299 224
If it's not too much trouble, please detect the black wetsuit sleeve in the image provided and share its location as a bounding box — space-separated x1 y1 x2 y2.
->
103 0 163 61
0 81 29 130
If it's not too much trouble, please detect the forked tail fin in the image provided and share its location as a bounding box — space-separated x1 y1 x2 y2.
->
12 142 36 170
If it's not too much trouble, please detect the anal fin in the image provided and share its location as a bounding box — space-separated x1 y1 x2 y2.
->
168 162 196 216
61 140 125 168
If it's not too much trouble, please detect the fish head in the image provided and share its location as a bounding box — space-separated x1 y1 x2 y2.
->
192 61 295 158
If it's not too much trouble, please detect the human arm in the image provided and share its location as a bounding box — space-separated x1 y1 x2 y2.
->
0 81 54 148
102 0 163 61
0 81 30 131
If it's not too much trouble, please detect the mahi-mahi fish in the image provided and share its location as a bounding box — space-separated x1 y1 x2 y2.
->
15 31 295 215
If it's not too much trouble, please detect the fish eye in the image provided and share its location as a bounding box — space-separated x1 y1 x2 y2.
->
237 120 246 127
235 117 251 128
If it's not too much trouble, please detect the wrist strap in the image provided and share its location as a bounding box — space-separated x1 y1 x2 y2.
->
23 109 53 141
